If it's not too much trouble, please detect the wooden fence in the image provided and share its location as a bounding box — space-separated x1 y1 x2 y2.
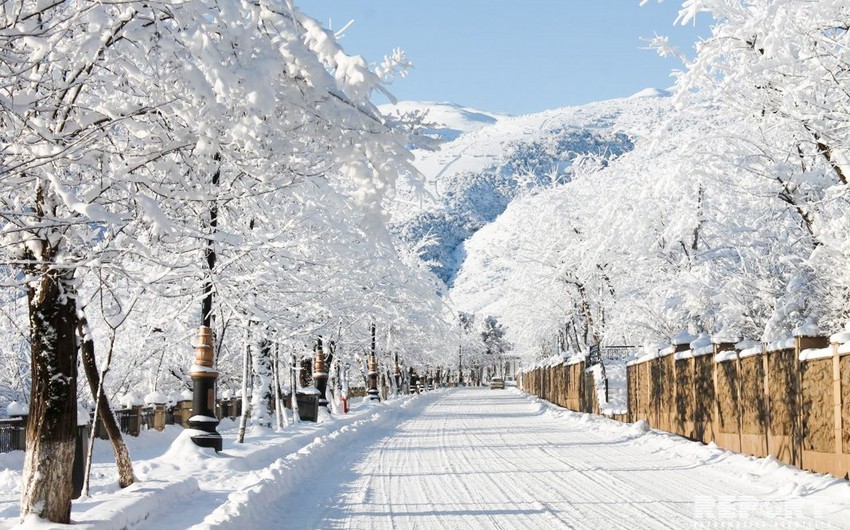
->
1 386 377 453
518 359 599 415
520 333 850 479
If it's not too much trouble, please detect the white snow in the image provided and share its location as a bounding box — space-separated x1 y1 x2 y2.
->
799 347 833 362
628 87 671 99
5 402 27 417
144 391 169 405
739 344 764 359
379 101 507 143
77 402 90 427
117 392 144 408
187 415 218 423
714 349 739 363
831 330 850 345
3 389 849 528
793 322 824 338
766 337 796 352
188 365 218 374
671 329 696 345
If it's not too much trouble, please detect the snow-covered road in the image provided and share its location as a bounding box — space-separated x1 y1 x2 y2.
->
5 388 848 529
247 388 849 529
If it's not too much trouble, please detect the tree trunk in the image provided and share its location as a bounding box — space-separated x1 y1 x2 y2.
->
77 315 135 488
251 338 273 428
236 331 250 443
19 270 78 524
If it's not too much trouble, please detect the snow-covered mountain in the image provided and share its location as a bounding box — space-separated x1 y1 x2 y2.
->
379 101 508 142
389 89 674 286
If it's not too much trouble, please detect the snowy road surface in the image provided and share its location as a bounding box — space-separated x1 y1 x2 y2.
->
236 388 849 529
4 388 848 529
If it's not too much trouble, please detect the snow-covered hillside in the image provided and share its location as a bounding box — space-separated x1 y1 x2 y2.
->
379 101 507 143
388 89 673 285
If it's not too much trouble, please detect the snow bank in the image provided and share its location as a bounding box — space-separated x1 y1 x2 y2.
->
192 393 431 529
70 479 199 530
512 388 850 528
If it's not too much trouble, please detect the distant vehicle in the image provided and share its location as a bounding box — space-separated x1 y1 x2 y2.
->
490 377 505 390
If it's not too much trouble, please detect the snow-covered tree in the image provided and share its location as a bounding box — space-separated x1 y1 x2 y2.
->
0 0 438 523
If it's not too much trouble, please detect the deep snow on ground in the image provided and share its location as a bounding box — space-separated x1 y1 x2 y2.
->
3 389 850 529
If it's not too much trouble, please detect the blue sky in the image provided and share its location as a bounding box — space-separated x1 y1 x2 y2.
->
300 1 711 115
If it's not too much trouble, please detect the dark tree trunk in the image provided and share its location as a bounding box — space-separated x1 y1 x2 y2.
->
201 158 220 328
20 269 78 524
77 315 135 488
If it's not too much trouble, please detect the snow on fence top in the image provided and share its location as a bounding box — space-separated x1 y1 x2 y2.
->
674 333 713 360
118 392 145 408
626 325 850 367
766 337 796 352
521 352 587 372
711 331 741 345
671 329 697 346
799 347 833 362
144 391 169 405
736 339 762 359
793 321 823 338
714 349 738 363
565 353 586 366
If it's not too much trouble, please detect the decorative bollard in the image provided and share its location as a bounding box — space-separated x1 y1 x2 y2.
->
313 337 329 412
189 326 222 451
367 353 381 401
368 323 381 401
393 352 401 396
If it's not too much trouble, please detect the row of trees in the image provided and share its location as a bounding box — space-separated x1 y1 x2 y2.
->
0 1 470 524
450 0 850 360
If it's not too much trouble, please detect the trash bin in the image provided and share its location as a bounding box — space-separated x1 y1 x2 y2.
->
296 390 319 422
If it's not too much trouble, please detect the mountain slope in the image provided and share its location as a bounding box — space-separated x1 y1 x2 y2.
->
389 90 675 286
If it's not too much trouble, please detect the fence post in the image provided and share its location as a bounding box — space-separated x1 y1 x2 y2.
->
16 414 28 451
832 338 843 456
795 332 830 472
153 403 166 431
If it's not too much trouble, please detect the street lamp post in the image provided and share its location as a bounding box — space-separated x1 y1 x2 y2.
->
313 336 329 412
458 345 463 386
393 351 401 397
189 326 222 451
367 323 380 401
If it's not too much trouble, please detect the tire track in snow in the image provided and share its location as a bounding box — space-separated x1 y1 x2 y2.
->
253 388 847 529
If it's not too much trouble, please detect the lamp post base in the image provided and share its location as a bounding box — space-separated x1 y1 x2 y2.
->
190 430 222 451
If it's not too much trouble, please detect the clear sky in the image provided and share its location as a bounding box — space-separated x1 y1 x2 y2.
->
299 1 711 115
